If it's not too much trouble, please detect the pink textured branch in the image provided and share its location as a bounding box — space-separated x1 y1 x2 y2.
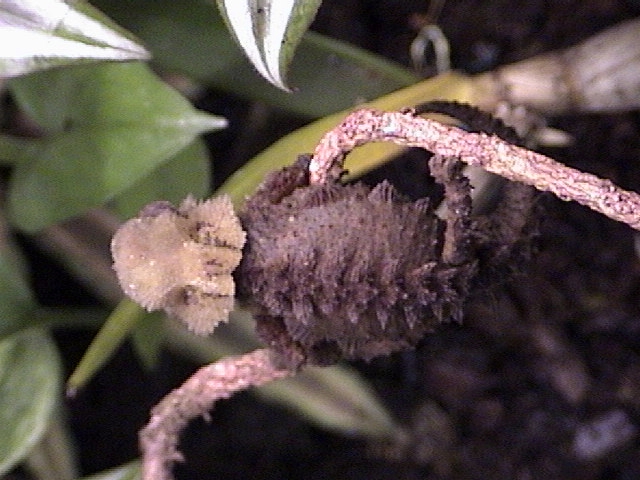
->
309 108 640 231
139 348 295 480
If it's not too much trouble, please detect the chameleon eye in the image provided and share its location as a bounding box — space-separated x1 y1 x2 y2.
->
111 195 246 334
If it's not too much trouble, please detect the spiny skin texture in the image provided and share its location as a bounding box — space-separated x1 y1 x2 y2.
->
411 100 522 146
238 158 478 367
111 195 246 334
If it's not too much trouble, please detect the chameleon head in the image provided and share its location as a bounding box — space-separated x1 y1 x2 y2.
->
111 195 246 335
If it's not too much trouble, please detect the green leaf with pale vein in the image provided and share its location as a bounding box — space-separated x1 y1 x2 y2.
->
216 0 322 90
112 138 211 220
94 0 417 118
0 0 149 78
7 62 225 232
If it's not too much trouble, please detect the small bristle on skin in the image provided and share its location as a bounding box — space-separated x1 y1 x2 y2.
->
181 195 246 250
239 170 461 364
167 293 235 335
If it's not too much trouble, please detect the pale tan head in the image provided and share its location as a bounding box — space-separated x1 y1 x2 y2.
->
111 195 246 334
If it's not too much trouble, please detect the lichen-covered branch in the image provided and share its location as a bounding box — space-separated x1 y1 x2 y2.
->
309 108 640 231
139 348 295 480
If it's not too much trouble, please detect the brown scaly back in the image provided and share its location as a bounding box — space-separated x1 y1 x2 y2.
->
237 157 477 368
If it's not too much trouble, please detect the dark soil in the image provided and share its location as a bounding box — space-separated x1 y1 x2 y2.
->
54 1 640 479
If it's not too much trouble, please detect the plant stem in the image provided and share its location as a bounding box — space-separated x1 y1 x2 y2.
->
139 348 295 480
309 108 640 231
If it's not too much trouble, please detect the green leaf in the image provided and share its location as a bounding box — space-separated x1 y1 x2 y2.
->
216 0 322 90
0 236 38 337
130 312 165 370
0 0 149 78
7 62 226 232
0 134 39 166
80 461 140 480
0 329 61 475
112 138 211 219
261 366 398 438
23 413 79 480
67 299 144 394
94 0 418 118
1 238 107 338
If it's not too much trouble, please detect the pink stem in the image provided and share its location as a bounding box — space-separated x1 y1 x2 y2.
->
310 108 640 231
140 348 295 480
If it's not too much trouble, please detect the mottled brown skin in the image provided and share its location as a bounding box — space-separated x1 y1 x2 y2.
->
237 156 480 368
237 104 538 369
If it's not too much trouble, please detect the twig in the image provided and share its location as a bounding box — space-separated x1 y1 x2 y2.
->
309 108 640 231
139 348 295 480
